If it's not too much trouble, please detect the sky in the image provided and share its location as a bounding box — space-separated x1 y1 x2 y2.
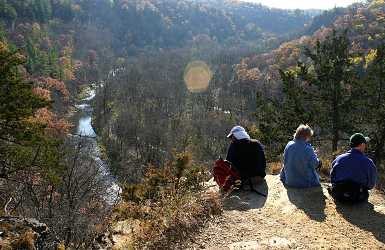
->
244 0 363 10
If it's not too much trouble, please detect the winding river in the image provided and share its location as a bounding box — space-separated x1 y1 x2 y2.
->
74 87 121 205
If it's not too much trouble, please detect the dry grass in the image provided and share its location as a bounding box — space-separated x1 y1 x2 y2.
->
111 152 223 249
267 154 335 181
112 190 222 249
318 157 332 181
1 220 40 250
139 192 221 249
11 229 36 250
267 162 282 175
376 165 385 192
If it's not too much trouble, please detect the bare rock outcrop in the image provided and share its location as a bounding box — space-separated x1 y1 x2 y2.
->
189 175 385 249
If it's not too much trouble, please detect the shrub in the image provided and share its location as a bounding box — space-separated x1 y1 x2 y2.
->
113 152 222 249
11 230 36 250
267 161 282 175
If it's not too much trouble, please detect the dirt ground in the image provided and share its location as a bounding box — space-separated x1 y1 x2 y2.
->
187 175 385 250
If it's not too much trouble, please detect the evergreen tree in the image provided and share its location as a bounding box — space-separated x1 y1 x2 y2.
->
364 44 385 166
303 30 355 151
26 38 37 73
254 93 286 160
279 65 314 130
0 0 17 26
49 48 61 78
0 41 49 177
34 0 52 23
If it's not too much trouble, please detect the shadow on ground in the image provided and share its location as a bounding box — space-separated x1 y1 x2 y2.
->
336 202 385 244
286 186 327 222
223 180 268 211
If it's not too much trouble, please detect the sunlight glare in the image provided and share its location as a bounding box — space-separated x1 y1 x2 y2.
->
184 61 212 93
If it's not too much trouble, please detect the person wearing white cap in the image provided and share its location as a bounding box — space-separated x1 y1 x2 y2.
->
226 126 266 183
227 126 251 141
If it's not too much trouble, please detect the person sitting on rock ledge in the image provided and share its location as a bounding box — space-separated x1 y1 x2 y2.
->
280 124 322 188
329 133 377 204
226 126 266 185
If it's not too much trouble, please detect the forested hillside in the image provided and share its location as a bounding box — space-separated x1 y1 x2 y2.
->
93 1 385 247
2 0 385 249
236 0 385 166
0 0 314 248
92 0 385 181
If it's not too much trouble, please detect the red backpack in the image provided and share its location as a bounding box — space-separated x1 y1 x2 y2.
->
213 158 267 197
213 158 241 192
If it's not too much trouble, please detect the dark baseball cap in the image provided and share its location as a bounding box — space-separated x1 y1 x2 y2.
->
350 133 370 148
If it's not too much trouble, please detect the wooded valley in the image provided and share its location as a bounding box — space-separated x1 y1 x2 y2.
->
1 0 385 249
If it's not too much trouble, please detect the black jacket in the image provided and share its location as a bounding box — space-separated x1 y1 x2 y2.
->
226 139 266 179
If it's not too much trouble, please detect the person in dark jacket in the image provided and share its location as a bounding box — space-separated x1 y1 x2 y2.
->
226 126 266 183
329 133 377 204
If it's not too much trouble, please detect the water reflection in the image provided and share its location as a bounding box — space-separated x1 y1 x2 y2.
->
73 87 121 205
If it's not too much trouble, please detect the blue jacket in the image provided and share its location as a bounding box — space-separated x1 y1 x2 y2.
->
330 149 377 189
280 139 320 188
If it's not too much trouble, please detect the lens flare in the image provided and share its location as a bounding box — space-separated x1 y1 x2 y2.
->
184 61 212 93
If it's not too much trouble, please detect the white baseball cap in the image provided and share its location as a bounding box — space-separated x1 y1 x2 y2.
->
227 126 251 140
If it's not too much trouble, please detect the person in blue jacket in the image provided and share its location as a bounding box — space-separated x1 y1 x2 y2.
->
280 124 322 188
329 133 377 204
